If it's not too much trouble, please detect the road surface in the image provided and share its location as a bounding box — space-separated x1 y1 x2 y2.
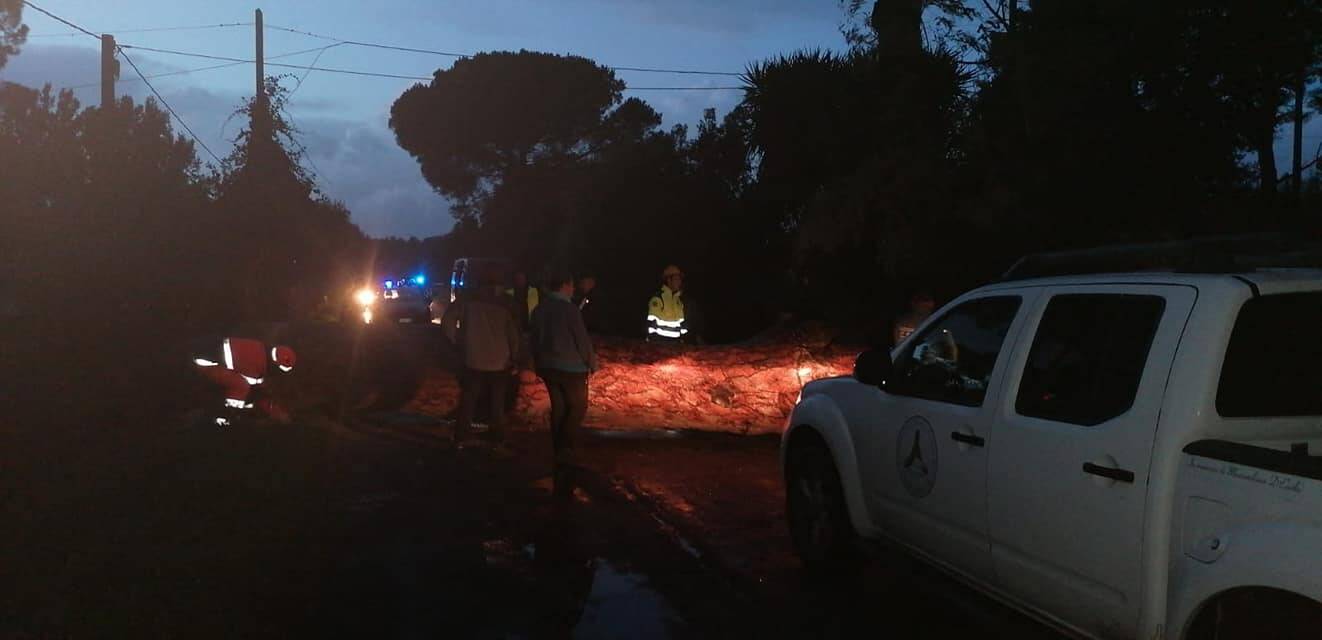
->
1 321 1064 638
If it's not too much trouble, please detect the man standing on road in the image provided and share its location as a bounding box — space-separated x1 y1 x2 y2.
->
443 270 520 449
531 271 599 498
645 265 700 344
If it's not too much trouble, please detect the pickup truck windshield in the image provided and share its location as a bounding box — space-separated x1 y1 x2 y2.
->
1218 291 1322 417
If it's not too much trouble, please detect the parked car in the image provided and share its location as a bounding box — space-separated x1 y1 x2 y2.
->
782 242 1322 639
377 280 431 323
353 276 433 324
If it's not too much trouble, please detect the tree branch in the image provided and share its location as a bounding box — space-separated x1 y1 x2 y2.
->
980 0 1010 31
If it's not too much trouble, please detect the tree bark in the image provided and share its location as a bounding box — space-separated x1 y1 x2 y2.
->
1257 119 1279 196
409 335 857 435
1293 69 1306 197
870 0 926 60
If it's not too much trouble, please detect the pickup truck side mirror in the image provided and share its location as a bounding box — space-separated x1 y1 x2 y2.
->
853 347 894 388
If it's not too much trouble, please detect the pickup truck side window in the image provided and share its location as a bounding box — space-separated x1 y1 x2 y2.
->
1218 292 1322 417
1015 294 1165 426
890 296 1022 407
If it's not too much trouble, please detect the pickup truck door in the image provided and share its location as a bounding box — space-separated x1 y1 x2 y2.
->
858 293 1032 585
987 285 1195 638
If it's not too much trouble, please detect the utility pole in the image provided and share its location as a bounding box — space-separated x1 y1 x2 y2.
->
100 33 116 109
254 9 265 103
252 9 269 145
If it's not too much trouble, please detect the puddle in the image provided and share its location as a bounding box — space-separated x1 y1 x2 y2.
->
573 559 685 639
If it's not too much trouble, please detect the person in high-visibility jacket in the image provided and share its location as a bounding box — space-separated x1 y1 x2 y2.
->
193 337 297 426
645 264 699 343
505 270 539 332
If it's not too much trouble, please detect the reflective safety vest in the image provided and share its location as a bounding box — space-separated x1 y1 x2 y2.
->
646 286 688 340
193 337 269 408
505 286 540 322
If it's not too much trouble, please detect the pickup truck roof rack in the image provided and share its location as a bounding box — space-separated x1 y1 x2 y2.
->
1001 233 1322 281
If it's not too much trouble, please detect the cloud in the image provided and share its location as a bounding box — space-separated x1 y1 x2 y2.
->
296 115 454 239
1 43 454 239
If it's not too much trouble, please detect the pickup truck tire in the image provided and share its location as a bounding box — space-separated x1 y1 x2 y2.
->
786 435 859 574
1186 588 1322 640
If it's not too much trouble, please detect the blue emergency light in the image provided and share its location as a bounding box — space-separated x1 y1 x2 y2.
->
384 280 393 289
414 275 426 285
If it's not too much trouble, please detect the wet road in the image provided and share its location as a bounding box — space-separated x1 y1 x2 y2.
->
3 412 751 638
3 405 1066 639
2 312 1067 639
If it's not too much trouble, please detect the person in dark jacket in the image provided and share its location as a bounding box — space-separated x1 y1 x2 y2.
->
530 270 600 498
442 271 520 447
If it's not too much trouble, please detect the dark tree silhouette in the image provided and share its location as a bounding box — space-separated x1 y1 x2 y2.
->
377 1 1321 343
0 0 26 70
216 77 365 322
389 51 626 217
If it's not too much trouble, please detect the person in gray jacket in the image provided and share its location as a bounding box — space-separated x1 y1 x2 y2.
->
442 271 520 447
530 270 600 498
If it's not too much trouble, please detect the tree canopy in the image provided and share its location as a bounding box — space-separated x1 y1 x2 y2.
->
390 51 628 214
0 0 25 70
385 1 1322 344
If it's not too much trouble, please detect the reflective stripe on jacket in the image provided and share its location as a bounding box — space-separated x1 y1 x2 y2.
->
646 286 687 340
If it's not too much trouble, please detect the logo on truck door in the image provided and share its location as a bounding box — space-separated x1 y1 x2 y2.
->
897 416 938 498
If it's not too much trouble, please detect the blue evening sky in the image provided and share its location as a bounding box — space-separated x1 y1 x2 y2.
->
3 1 847 238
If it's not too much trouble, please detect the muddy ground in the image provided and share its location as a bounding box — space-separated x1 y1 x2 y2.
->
1 321 1062 639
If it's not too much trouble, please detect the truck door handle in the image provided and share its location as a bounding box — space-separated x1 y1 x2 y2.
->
950 432 985 447
1082 462 1134 484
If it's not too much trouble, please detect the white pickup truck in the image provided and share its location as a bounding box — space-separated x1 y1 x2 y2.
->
782 269 1322 639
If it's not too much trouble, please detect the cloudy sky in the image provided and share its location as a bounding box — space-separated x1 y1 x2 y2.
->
1 0 846 238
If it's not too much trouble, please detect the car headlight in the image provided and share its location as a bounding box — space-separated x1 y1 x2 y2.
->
355 289 376 306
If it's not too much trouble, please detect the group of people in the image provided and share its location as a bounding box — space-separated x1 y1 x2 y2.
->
439 269 602 497
438 263 700 497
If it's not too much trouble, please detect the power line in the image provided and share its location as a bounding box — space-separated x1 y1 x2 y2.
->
264 22 744 77
117 44 431 80
116 47 223 165
264 24 340 43
28 22 251 38
265 62 428 81
20 0 99 39
62 44 341 90
291 43 343 95
119 43 745 88
266 24 468 58
609 65 742 77
626 86 744 91
118 44 250 64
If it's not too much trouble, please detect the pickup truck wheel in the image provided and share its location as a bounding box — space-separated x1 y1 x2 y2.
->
1187 588 1322 640
786 440 858 573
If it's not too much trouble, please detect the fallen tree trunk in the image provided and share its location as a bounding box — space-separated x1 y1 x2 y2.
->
409 334 857 435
